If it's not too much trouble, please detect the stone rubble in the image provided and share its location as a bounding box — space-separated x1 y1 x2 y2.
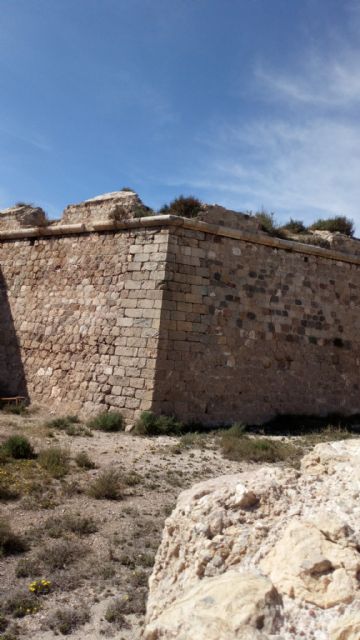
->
145 440 360 639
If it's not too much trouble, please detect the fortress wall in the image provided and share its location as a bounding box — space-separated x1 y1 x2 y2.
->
153 225 360 424
0 226 170 420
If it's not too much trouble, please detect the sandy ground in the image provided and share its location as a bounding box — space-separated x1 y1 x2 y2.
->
0 407 250 639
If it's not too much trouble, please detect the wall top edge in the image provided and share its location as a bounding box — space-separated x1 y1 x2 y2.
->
0 214 359 266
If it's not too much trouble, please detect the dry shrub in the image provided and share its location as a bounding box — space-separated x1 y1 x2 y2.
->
38 447 69 478
44 605 89 635
87 410 124 432
37 539 87 571
44 513 97 538
0 520 26 556
88 469 125 500
75 451 96 469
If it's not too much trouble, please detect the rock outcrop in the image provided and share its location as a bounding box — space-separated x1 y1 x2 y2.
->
145 440 360 639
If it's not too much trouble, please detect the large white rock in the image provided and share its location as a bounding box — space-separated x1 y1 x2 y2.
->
145 572 282 640
145 440 360 639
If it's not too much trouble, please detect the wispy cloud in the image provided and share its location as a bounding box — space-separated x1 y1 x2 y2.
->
255 52 360 108
0 122 50 152
170 45 360 231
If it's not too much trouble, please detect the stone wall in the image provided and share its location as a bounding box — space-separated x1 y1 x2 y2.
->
153 225 360 424
0 192 360 424
0 226 169 421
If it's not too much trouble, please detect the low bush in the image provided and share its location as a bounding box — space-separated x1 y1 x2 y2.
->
38 447 69 478
15 557 41 578
134 411 183 436
46 415 79 430
87 410 124 432
0 483 19 501
0 520 26 556
44 513 97 537
75 451 96 469
3 589 39 618
309 215 355 237
1 401 27 415
88 469 124 500
2 435 35 460
281 218 306 234
37 540 87 571
253 210 279 235
44 606 90 635
159 195 202 218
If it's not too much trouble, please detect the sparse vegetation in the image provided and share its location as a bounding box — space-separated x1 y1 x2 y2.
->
281 218 306 234
220 424 302 464
134 411 183 436
309 215 354 237
87 410 124 432
88 468 125 500
253 210 281 236
0 401 27 415
15 557 41 578
37 539 87 571
159 195 202 218
2 435 35 460
75 450 96 469
44 606 90 635
3 589 38 618
0 520 26 556
38 446 70 478
44 513 97 538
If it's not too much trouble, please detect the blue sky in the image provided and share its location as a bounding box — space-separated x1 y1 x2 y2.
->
1 0 360 228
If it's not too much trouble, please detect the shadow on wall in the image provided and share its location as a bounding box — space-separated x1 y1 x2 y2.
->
0 268 28 400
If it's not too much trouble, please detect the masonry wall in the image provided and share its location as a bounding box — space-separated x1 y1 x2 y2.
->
152 226 360 424
0 227 170 421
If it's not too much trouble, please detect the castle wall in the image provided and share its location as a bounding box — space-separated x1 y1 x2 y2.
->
0 227 170 420
153 225 360 424
0 207 360 425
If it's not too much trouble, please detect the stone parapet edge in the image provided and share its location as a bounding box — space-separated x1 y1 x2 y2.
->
0 214 359 266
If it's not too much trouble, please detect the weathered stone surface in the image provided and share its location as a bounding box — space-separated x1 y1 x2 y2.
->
196 204 261 233
0 204 48 229
144 572 282 640
260 518 359 608
329 613 360 639
145 440 360 639
61 189 150 224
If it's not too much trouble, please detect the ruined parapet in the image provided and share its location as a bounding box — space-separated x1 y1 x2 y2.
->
312 230 360 256
0 203 48 230
184 204 261 233
61 189 151 225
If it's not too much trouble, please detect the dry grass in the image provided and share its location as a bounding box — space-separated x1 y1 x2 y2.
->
43 605 90 635
44 512 97 538
37 539 88 572
88 468 125 500
220 425 302 464
38 446 70 478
